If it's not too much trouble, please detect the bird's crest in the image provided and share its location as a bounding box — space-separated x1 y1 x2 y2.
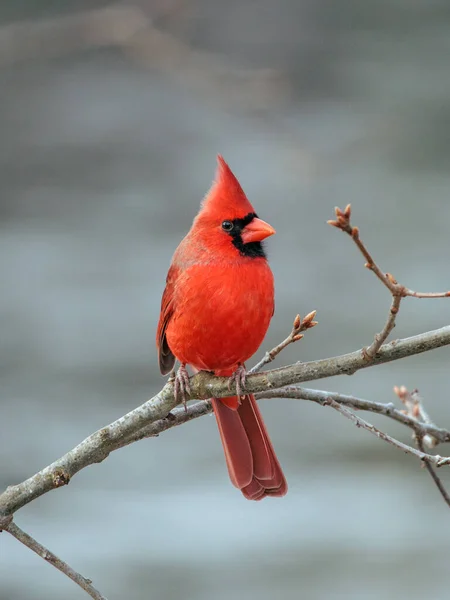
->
200 155 256 220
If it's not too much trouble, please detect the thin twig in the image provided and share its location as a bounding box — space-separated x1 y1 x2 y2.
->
328 205 450 359
328 205 450 298
1 325 450 519
328 204 396 293
394 386 450 507
326 205 450 503
405 290 450 298
249 310 317 374
416 436 450 507
5 522 107 600
394 385 440 447
255 386 450 444
364 294 402 359
324 398 450 467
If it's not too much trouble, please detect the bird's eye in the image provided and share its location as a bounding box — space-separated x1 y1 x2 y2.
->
221 221 234 232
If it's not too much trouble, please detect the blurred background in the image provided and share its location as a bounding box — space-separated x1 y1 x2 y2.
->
1 1 450 599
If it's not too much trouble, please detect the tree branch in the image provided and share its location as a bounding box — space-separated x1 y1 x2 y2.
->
393 386 450 507
1 325 450 520
328 204 450 299
5 522 107 600
328 204 450 360
416 436 450 507
323 399 450 466
256 386 450 444
364 294 402 359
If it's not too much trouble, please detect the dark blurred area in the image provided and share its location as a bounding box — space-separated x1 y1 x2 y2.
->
1 1 450 599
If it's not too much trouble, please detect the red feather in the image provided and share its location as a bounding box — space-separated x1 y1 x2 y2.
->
156 156 287 499
157 264 178 375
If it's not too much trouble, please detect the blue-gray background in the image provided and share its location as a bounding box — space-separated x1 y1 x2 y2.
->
1 2 450 599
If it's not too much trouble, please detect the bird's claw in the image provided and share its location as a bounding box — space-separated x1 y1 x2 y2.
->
228 365 247 400
174 365 191 412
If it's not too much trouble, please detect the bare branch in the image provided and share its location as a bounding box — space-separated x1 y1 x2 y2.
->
394 385 440 447
328 205 450 362
364 294 402 359
249 310 317 374
256 386 450 445
120 384 450 463
394 386 450 507
416 436 450 508
328 205 450 298
323 398 450 467
0 381 174 518
5 522 107 600
1 325 450 520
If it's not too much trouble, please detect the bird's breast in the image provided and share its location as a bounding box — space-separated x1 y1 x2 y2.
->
166 260 274 371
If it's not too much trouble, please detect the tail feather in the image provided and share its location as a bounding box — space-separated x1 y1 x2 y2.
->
212 399 253 488
238 393 277 481
212 394 287 500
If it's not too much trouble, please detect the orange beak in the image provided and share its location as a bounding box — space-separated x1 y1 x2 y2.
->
241 217 276 244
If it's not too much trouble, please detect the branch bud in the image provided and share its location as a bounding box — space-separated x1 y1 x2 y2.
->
394 385 409 403
327 219 339 228
303 310 317 326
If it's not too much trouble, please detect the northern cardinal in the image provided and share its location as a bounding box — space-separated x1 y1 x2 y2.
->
156 156 287 500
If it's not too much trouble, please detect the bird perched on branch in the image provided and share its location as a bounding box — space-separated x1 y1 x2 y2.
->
156 156 287 500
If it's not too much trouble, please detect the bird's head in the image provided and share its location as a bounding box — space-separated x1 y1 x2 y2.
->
193 156 275 259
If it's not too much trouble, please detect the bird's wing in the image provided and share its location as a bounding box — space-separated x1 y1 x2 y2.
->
156 263 179 375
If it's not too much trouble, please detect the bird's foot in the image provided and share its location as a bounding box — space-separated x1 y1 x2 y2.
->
174 364 191 412
228 364 247 401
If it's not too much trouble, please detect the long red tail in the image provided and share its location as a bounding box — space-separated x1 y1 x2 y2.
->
212 395 287 500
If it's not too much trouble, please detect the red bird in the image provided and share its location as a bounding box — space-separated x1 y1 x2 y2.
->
156 156 287 500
